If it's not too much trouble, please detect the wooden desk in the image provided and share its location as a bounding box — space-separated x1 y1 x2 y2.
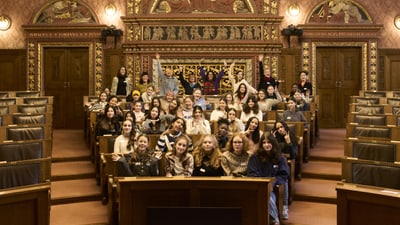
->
116 177 274 225
337 182 400 225
0 182 50 225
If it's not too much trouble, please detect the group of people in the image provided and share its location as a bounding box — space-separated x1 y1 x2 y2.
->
86 53 314 225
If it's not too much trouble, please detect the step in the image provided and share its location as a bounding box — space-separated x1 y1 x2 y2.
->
51 178 102 205
294 178 339 204
51 161 96 181
284 201 336 225
50 201 108 225
301 161 342 180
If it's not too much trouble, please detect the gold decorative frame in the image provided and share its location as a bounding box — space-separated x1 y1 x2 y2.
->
152 58 254 95
309 42 369 94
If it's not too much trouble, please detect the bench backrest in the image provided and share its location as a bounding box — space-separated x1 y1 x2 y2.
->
0 157 51 189
344 139 400 162
342 157 400 190
0 139 51 162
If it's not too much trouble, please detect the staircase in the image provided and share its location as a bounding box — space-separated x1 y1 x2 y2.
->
283 128 344 225
50 129 108 225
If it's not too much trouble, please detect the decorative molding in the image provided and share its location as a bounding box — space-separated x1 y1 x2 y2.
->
33 0 98 24
27 42 36 91
311 42 368 93
95 42 103 96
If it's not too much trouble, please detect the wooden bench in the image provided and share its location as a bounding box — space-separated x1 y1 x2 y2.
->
0 113 53 126
347 113 398 126
0 182 50 225
115 177 274 225
17 104 53 114
0 139 52 162
346 123 400 141
359 90 392 98
344 138 400 163
18 96 54 105
349 96 383 104
0 124 53 141
336 181 400 225
0 98 17 106
349 103 393 114
0 157 51 189
342 157 400 190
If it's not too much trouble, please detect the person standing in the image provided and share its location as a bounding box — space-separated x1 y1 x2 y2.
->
111 66 132 96
155 53 180 96
199 58 226 95
258 54 276 91
178 65 201 95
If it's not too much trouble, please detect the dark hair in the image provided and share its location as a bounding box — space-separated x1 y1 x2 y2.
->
244 116 261 143
192 105 203 114
217 118 230 127
242 95 260 114
124 110 136 124
146 106 161 120
117 66 127 77
206 70 216 81
107 95 119 103
168 117 187 134
257 133 281 163
139 72 152 84
235 83 247 99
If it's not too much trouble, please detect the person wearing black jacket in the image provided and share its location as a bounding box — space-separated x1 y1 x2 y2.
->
178 65 201 95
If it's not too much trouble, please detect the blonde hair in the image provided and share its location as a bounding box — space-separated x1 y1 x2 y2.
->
192 134 222 169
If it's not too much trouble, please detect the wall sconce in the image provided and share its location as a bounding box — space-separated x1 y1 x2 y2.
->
0 15 11 31
105 3 117 16
288 3 300 17
394 16 400 30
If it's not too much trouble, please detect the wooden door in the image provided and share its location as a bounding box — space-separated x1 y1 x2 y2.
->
317 47 361 128
44 48 89 129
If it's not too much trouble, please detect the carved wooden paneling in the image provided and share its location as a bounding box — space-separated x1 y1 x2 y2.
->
0 50 26 91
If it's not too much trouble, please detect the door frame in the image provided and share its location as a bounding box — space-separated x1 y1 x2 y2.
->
39 43 94 95
310 42 369 95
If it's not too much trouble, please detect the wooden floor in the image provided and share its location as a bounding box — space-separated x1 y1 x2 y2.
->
50 128 344 225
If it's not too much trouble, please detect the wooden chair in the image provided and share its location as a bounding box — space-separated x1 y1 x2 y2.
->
359 90 391 98
342 157 400 190
17 104 53 114
0 157 51 189
386 98 400 106
0 139 52 162
347 113 395 126
0 92 9 98
344 138 400 163
21 96 54 105
346 123 400 141
349 96 381 104
14 91 40 98
0 124 52 141
349 103 392 114
0 98 17 106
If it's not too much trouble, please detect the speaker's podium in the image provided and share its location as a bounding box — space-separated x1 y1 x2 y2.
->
116 176 275 225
